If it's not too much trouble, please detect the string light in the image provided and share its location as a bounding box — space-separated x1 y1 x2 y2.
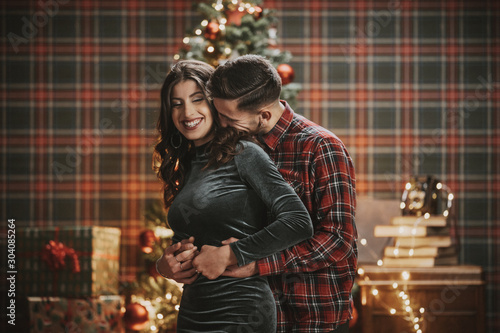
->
195 29 202 35
207 46 215 53
183 37 190 44
201 20 208 27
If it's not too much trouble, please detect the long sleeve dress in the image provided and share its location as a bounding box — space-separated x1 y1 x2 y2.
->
167 141 313 333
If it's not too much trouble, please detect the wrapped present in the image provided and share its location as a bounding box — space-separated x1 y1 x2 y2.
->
28 296 124 333
18 226 121 297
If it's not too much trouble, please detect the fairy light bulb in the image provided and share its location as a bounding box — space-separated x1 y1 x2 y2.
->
393 248 399 256
419 307 425 313
400 202 406 209
406 306 412 312
183 37 190 44
372 289 379 296
358 268 365 275
390 308 396 314
424 212 430 219
392 282 398 289
195 29 202 35
220 18 227 24
448 193 454 201
224 47 231 54
173 54 180 60
219 24 225 30
436 182 442 190
157 313 164 319
414 324 420 330
377 259 383 266
201 20 208 26
207 46 215 53
405 182 412 190
360 238 367 246
409 249 414 256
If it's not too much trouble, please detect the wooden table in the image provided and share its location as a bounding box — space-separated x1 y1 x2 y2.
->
357 265 485 333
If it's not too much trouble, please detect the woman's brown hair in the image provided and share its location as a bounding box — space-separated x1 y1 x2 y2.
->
153 60 256 209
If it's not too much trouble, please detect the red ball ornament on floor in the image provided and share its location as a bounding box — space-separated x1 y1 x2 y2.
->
277 64 295 85
204 21 221 40
123 303 149 331
139 230 157 254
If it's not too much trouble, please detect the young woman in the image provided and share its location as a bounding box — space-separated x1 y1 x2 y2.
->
153 60 313 332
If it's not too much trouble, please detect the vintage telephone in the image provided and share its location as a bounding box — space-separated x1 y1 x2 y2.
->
401 175 453 216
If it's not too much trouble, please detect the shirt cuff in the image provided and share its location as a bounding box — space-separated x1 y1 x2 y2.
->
257 252 286 276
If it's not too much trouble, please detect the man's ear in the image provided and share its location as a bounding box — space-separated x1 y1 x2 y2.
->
259 110 272 126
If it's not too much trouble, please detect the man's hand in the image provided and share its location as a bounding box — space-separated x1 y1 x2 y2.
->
156 237 199 284
192 245 237 280
220 237 258 278
222 261 258 278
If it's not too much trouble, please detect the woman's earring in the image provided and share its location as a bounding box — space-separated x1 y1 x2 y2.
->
170 132 182 149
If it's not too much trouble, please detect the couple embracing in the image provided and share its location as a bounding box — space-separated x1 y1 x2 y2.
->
154 55 357 333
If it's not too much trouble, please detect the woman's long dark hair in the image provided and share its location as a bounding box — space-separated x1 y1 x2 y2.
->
153 60 257 209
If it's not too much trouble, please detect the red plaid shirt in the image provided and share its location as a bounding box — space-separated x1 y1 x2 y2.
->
257 101 358 333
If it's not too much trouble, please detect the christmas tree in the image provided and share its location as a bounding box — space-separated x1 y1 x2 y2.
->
121 201 182 333
175 0 301 107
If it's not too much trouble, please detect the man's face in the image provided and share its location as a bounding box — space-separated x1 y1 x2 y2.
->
212 98 262 134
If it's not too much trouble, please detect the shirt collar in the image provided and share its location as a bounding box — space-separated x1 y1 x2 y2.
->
259 100 294 151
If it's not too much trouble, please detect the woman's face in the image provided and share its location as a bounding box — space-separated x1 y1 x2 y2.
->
170 79 214 147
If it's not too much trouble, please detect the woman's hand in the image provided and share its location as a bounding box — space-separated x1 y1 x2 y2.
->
156 237 199 284
192 245 237 280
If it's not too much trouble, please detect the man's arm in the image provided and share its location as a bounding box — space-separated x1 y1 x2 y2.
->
156 237 200 284
257 139 357 275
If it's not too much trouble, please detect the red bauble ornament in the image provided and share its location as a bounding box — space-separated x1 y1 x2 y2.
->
277 64 295 85
204 21 220 40
139 230 157 254
123 303 149 331
225 9 247 26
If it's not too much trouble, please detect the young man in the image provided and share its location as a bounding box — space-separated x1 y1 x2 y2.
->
157 55 357 333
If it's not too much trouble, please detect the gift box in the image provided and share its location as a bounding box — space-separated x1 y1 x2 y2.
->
18 226 121 297
28 296 124 333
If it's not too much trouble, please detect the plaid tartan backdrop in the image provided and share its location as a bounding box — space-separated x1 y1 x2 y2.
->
0 0 498 331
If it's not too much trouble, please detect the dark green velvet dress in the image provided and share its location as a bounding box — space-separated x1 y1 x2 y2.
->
168 141 313 333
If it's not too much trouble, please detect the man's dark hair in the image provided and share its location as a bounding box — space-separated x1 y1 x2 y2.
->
207 54 282 112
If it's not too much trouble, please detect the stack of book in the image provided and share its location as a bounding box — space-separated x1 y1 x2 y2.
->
374 215 458 267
